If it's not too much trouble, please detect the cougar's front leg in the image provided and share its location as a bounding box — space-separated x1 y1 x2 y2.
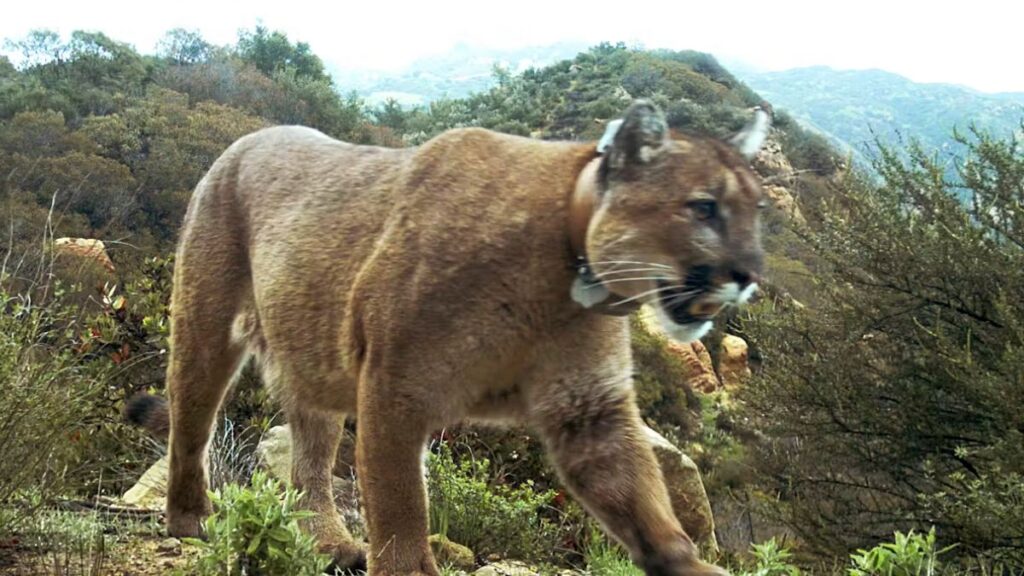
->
356 374 440 576
530 379 725 576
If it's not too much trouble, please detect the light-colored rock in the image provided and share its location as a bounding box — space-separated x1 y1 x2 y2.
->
642 426 719 556
256 424 293 482
156 537 181 556
121 455 168 510
753 137 794 183
54 238 115 273
639 307 722 392
718 335 751 390
764 185 805 224
429 534 476 571
671 340 719 393
256 424 358 482
752 136 806 224
612 85 633 102
473 560 540 576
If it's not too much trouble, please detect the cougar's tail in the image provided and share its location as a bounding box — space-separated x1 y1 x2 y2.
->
124 393 170 440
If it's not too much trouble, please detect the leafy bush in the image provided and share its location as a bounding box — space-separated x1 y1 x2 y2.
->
427 440 563 562
739 539 802 576
185 470 331 576
629 315 701 438
849 529 952 576
742 127 1024 559
19 509 110 576
0 285 110 526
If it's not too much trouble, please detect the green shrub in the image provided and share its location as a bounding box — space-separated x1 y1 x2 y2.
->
20 509 110 576
427 440 563 562
739 539 802 576
849 529 953 576
741 127 1024 559
583 526 641 576
629 315 700 438
185 470 331 576
0 286 110 526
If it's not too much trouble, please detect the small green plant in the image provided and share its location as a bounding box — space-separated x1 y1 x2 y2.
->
849 529 954 576
583 526 642 576
739 538 801 576
185 470 331 576
428 440 563 562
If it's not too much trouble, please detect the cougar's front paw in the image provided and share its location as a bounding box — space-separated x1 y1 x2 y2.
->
640 540 729 576
643 558 729 576
681 560 729 576
322 541 368 574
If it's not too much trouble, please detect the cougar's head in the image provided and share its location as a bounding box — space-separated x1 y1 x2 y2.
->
575 100 769 342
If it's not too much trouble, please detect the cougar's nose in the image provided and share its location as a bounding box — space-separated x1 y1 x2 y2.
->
730 269 760 287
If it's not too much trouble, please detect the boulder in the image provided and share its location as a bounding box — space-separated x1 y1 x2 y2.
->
255 425 293 482
763 184 805 224
429 534 476 571
642 426 719 556
752 137 795 183
121 455 168 509
718 335 751 390
156 537 182 556
752 137 806 224
670 340 719 393
54 238 115 274
639 307 722 392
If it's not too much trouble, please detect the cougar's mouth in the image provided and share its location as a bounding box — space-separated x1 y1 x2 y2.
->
656 266 724 325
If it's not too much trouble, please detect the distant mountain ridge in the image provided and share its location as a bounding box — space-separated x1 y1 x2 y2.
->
328 42 588 105
736 66 1024 161
333 45 1024 168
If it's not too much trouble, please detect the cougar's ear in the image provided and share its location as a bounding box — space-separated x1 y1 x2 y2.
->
607 100 669 169
729 107 771 160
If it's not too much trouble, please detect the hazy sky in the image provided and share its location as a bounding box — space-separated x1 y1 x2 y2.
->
2 0 1022 93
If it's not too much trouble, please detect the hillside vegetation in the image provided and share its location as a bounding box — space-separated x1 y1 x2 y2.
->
0 27 1020 575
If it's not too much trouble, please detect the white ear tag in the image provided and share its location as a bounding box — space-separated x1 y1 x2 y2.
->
571 275 610 308
597 119 623 154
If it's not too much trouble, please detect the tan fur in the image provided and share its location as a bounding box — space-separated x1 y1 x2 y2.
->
161 102 764 576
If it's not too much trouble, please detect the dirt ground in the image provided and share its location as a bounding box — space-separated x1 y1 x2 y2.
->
0 529 197 575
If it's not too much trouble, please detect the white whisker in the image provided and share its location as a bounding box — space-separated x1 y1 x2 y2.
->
660 290 704 308
611 283 686 306
587 260 673 269
593 267 675 279
592 276 672 288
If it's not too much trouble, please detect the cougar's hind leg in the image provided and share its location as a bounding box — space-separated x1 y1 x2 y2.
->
286 404 367 571
165 186 251 538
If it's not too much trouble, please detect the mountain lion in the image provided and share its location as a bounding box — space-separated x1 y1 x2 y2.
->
127 100 769 575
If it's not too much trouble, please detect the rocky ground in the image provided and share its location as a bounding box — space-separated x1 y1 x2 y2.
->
0 530 574 576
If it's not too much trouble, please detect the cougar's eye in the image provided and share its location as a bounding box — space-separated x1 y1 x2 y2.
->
688 200 718 221
757 199 769 210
